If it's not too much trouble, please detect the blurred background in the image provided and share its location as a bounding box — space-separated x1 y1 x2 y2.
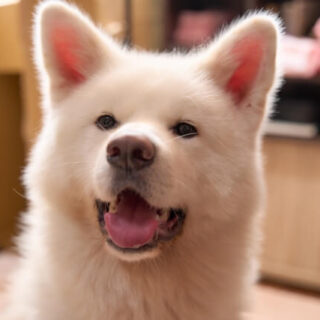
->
0 0 320 318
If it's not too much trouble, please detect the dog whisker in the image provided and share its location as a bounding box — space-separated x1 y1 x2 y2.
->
12 188 27 200
164 132 200 143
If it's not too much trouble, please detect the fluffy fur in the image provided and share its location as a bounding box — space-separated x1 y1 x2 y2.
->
1 1 281 319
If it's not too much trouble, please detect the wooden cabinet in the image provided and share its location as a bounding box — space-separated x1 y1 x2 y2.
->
261 137 320 290
0 75 25 248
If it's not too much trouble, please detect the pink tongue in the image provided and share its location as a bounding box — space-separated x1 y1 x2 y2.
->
104 190 159 248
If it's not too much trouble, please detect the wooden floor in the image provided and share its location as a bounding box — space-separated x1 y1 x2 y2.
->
247 283 320 319
1 252 320 318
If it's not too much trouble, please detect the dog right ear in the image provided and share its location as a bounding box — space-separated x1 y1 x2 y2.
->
198 14 280 108
34 1 120 101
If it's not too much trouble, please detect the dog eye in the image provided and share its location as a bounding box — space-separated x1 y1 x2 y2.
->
96 115 117 130
173 122 198 138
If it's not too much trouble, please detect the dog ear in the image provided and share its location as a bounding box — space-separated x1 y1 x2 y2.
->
200 14 280 108
35 2 120 101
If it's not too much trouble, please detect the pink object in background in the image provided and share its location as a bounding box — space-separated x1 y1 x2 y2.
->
313 18 320 40
282 35 320 79
173 10 232 48
174 12 320 79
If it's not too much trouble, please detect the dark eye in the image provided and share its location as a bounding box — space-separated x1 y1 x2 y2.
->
173 122 198 138
96 115 117 130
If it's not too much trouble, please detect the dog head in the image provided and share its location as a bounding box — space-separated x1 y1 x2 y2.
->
27 1 281 261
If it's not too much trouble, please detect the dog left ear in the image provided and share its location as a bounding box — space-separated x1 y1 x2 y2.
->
200 14 280 107
35 2 121 101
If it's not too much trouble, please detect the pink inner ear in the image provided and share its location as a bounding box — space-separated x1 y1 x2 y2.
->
226 35 265 103
51 25 88 84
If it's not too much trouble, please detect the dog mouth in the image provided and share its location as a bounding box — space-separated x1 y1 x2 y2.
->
96 189 186 253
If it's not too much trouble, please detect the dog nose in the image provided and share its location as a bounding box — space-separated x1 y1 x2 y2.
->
107 135 155 170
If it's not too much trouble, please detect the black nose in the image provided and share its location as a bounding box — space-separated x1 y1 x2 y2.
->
106 135 156 170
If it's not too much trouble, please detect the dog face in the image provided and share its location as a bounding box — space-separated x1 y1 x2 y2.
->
27 2 280 261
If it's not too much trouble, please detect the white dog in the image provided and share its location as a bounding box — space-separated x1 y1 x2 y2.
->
1 1 281 319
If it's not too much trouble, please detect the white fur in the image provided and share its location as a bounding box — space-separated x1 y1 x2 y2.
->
1 1 282 319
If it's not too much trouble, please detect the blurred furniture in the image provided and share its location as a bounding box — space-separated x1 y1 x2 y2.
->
0 2 25 248
262 137 320 290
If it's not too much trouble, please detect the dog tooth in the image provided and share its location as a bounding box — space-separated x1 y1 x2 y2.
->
159 209 169 222
109 201 117 213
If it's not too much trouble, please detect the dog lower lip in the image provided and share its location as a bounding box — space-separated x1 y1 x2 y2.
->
106 238 157 253
95 192 186 253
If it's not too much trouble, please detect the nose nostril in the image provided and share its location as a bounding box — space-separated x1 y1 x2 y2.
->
107 145 121 158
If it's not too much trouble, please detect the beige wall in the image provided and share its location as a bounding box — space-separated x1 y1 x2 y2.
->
0 2 24 73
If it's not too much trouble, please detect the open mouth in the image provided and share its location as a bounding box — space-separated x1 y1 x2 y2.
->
96 189 186 253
